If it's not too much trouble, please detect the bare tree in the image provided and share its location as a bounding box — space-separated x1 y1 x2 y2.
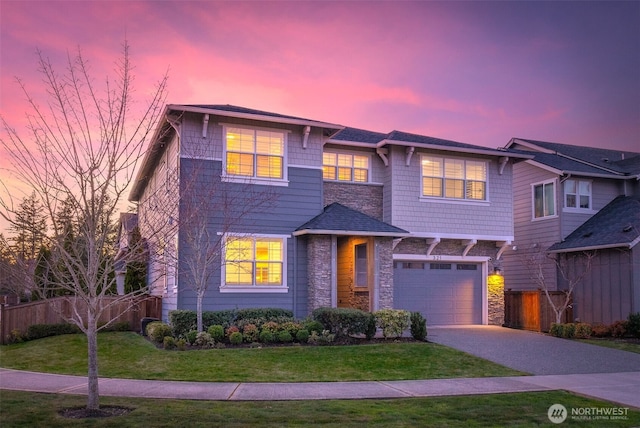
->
0 42 167 412
522 243 596 324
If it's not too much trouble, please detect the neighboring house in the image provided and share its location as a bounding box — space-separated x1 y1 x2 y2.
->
126 104 529 325
114 212 140 295
502 138 640 324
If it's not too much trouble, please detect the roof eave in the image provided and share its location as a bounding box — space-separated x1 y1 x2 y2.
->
168 104 344 131
380 139 532 159
548 242 632 254
293 229 410 237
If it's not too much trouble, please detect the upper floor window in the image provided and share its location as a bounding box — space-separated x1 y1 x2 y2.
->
421 156 487 200
564 179 591 210
223 235 286 292
532 179 556 219
323 152 369 182
225 127 284 180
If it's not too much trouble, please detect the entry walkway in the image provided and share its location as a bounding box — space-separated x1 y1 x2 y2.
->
1 368 639 409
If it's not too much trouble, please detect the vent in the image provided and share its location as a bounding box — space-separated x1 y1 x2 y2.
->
623 225 633 233
582 232 593 238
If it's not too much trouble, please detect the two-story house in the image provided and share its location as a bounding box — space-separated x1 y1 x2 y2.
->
127 104 529 325
502 138 640 324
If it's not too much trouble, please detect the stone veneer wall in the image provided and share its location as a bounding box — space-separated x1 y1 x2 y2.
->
307 235 332 312
323 182 383 220
377 237 394 310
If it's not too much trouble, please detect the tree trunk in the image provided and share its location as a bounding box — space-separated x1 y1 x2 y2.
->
197 292 203 333
86 309 100 411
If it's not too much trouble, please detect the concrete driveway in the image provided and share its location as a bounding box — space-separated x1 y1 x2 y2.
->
428 326 640 375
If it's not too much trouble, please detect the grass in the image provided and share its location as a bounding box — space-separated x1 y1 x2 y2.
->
576 338 640 354
0 332 525 381
1 390 639 427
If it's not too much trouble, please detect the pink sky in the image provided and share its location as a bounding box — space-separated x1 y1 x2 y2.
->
0 1 639 231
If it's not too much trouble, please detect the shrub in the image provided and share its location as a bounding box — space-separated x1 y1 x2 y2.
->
229 331 243 345
549 323 563 337
295 329 310 343
561 323 576 339
610 320 628 338
303 320 324 335
259 330 275 343
261 321 280 334
169 309 237 337
185 330 198 345
574 323 592 339
163 336 177 350
235 308 294 322
242 324 259 343
591 323 611 337
375 309 411 338
146 321 173 343
410 312 427 341
226 326 240 339
279 321 302 337
311 307 374 337
627 312 640 338
308 330 335 345
194 332 214 347
277 331 293 343
9 329 24 344
26 323 81 341
365 314 377 340
176 338 187 351
207 325 225 343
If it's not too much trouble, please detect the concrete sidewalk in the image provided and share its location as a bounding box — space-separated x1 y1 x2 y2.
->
1 368 639 409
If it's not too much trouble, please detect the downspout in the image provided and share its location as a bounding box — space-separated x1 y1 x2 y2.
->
302 126 311 149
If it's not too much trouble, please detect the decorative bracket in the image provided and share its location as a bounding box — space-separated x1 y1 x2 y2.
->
405 146 415 166
302 125 311 149
498 156 509 175
462 239 477 257
496 240 512 260
202 114 209 138
376 148 389 166
425 237 440 256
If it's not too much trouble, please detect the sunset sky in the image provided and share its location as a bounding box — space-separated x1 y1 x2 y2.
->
0 1 639 231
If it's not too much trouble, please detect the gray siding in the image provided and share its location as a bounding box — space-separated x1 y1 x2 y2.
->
175 159 323 317
503 161 560 291
388 145 514 237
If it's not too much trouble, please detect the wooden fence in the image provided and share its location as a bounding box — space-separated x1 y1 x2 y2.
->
0 295 161 344
504 290 573 332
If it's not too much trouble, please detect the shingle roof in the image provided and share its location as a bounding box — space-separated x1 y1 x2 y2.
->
183 104 322 123
511 138 640 176
548 196 640 252
295 203 409 237
330 127 388 145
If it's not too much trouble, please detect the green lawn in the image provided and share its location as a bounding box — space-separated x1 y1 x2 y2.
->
577 338 640 354
2 390 639 427
0 332 525 381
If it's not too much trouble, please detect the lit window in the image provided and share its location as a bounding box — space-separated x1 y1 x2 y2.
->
225 127 284 179
323 152 369 182
533 180 556 218
224 236 284 287
564 179 591 210
421 156 486 200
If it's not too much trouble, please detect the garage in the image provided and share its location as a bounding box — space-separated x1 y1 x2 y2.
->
393 261 483 325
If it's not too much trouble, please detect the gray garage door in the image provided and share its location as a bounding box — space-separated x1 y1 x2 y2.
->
393 261 483 325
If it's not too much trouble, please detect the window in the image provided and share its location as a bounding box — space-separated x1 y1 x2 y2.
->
355 244 368 287
225 127 284 179
421 156 487 200
430 263 452 270
456 264 478 271
533 180 556 219
223 236 285 290
564 179 591 210
323 152 369 182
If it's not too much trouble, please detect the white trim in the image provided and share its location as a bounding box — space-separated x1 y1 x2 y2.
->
531 178 558 220
220 233 289 291
562 178 593 211
408 232 514 242
322 150 372 184
220 286 289 294
419 197 491 206
180 155 220 161
222 124 289 184
288 164 324 171
293 229 409 237
393 254 490 262
420 154 489 202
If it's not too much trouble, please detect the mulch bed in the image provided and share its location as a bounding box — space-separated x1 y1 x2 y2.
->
58 406 133 419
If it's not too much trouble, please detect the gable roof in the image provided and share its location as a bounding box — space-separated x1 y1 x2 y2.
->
506 138 640 178
331 128 532 159
293 203 409 237
548 196 640 253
